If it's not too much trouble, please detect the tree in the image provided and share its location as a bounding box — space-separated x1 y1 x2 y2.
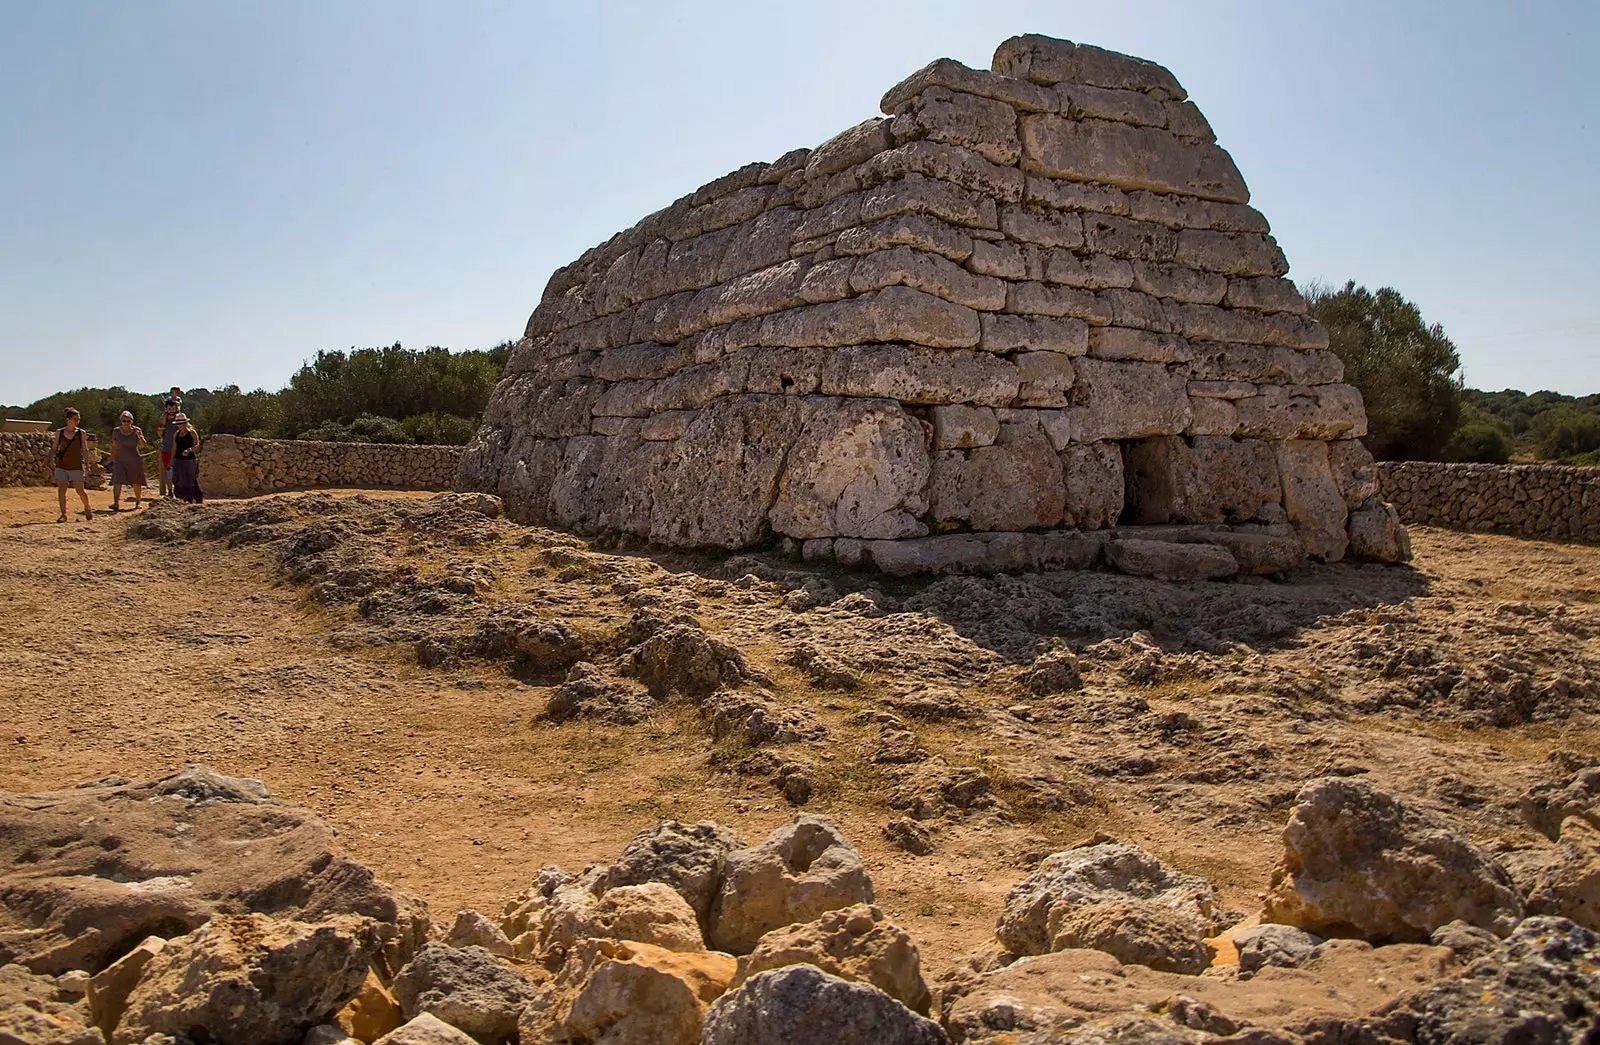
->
1304 281 1462 461
1530 407 1600 460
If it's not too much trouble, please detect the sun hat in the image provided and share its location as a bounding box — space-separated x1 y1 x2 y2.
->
174 412 189 423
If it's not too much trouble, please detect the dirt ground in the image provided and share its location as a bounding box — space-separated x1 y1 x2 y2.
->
2 483 1597 973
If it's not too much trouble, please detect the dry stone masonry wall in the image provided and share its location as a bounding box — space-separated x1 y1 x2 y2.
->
1378 461 1600 544
0 433 52 486
201 434 462 497
459 33 1410 575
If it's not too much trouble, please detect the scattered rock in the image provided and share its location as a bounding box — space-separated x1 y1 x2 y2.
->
539 881 706 959
883 818 934 856
1049 899 1211 973
731 903 932 1014
0 1006 103 1045
445 910 514 957
625 617 752 698
1521 765 1600 840
559 939 736 1045
1362 917 1600 1041
702 689 827 746
1428 919 1499 963
391 943 534 1045
1018 648 1082 695
1233 922 1321 975
334 969 403 1043
1262 777 1523 942
594 820 744 933
86 935 166 1036
709 816 875 955
373 1013 477 1045
995 840 1220 957
113 914 372 1045
781 644 863 691
701 965 945 1045
1526 816 1600 931
542 662 657 725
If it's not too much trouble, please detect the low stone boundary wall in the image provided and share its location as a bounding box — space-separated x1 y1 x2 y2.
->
1377 461 1600 544
199 434 464 497
0 432 53 486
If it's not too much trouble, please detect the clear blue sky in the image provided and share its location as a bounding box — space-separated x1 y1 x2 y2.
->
2 0 1596 404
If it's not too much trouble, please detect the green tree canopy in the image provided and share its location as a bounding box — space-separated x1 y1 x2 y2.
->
1304 281 1463 461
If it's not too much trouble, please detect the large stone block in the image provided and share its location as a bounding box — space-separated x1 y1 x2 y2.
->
931 404 999 449
1024 175 1131 215
849 246 1007 311
1130 261 1226 304
890 86 1021 165
1020 115 1249 203
805 118 894 179
1127 191 1269 233
860 175 999 229
1123 435 1279 525
864 140 1025 202
1187 343 1345 385
881 57 1058 114
992 36 1188 99
649 395 804 549
1058 83 1168 128
999 204 1085 248
757 286 980 349
1275 439 1349 561
929 419 1066 531
1006 281 1113 324
834 212 974 262
820 344 1020 406
1064 358 1191 442
1060 440 1124 529
1013 352 1078 406
1234 384 1367 440
979 313 1089 355
769 398 931 540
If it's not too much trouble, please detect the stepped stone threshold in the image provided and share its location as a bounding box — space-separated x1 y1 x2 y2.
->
459 34 1411 577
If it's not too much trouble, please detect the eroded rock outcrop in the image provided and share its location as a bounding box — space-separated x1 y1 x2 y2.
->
1262 777 1523 942
0 767 430 979
460 33 1410 574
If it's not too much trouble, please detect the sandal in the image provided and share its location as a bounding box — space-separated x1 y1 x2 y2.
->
82 509 94 520
56 514 66 523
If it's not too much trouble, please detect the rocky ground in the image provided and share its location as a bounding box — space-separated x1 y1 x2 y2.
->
3 485 1600 1042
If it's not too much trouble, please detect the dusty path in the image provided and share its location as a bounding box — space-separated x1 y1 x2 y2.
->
1 483 1596 971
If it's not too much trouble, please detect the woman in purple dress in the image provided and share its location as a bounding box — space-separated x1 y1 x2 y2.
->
109 411 149 510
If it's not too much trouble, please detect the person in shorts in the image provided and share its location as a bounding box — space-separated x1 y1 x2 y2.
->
53 408 94 522
157 399 179 496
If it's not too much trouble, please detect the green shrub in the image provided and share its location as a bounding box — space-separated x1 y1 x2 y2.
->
1304 281 1462 460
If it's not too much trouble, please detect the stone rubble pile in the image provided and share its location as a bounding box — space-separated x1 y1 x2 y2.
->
201 434 463 498
0 432 54 486
1378 460 1600 544
5 769 1600 1042
460 33 1410 575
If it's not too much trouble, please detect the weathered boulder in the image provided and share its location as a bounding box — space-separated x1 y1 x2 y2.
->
0 1006 103 1045
731 904 931 1014
86 935 165 1036
996 841 1220 957
1233 922 1321 975
112 914 372 1045
1347 497 1412 563
0 768 429 978
1521 765 1600 840
701 965 945 1045
709 816 875 955
445 911 514 957
1526 816 1600 931
373 1013 477 1045
1047 898 1210 973
539 881 706 958
1262 777 1523 942
1362 917 1600 1042
941 938 1453 1044
391 944 533 1045
1105 537 1238 580
1018 648 1083 695
334 970 403 1043
542 662 657 725
559 940 736 1045
593 820 745 932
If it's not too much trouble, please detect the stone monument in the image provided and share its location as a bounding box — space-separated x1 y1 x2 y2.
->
459 34 1409 576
